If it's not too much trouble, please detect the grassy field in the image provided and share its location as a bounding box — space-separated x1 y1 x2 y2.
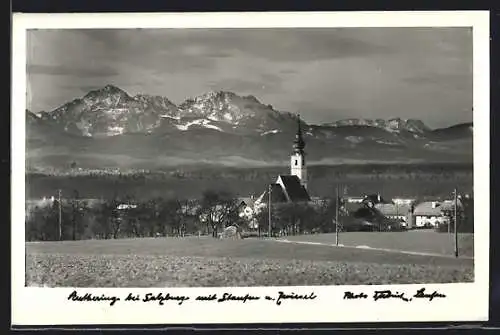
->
26 235 474 287
282 231 474 258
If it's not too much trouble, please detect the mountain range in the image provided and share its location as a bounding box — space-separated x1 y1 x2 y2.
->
26 85 473 172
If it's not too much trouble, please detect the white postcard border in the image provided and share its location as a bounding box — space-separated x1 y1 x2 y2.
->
12 11 490 325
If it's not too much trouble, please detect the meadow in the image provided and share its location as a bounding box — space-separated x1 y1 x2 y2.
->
26 234 474 287
282 231 474 258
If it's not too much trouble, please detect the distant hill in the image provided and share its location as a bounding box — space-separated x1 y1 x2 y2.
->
429 122 473 140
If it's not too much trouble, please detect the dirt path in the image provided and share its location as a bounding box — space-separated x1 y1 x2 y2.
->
272 238 474 260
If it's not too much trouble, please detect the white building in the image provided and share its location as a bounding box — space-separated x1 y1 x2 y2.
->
392 198 416 206
412 200 462 227
346 196 364 203
237 197 258 229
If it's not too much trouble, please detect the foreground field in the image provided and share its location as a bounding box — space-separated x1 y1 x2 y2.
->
282 231 474 258
26 237 474 287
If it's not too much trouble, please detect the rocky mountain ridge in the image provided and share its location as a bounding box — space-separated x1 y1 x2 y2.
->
31 84 470 137
26 85 473 170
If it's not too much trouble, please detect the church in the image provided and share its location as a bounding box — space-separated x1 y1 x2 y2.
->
253 115 311 210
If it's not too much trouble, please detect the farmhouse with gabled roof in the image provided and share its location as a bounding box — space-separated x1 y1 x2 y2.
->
413 199 463 228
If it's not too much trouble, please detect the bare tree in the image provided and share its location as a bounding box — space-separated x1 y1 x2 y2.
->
199 190 238 238
94 197 120 239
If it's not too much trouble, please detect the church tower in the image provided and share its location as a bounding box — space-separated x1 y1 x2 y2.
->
290 114 307 189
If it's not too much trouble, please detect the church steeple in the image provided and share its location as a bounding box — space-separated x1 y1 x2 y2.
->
293 114 305 154
290 114 307 189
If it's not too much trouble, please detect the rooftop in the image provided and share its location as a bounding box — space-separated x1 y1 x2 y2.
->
413 201 444 216
255 183 288 204
277 175 311 202
374 203 412 216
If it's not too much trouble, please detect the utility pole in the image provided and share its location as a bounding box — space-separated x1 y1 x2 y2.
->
58 189 62 241
454 188 458 258
335 185 339 246
448 204 451 234
268 184 272 238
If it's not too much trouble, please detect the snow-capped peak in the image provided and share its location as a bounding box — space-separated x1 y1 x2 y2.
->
175 118 223 132
325 118 430 134
260 129 280 136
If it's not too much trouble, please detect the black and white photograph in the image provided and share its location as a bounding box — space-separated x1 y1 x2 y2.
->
12 11 489 325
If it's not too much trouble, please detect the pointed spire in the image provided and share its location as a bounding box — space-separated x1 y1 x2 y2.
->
297 113 302 133
293 113 305 154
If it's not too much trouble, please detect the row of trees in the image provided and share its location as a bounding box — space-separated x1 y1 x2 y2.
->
434 196 474 233
25 190 249 241
25 187 475 242
253 201 339 237
25 189 345 241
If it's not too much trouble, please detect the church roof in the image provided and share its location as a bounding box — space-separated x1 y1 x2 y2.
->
278 175 311 202
255 183 288 204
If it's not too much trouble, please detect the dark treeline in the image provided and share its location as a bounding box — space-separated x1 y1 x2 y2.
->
435 196 474 234
26 190 242 241
28 162 473 180
25 189 341 241
25 186 474 242
26 163 473 201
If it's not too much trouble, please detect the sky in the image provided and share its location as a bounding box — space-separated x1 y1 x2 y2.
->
26 27 472 129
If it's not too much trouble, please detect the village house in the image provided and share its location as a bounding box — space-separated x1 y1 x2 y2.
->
362 193 387 207
343 194 387 206
412 199 463 227
325 193 382 223
413 201 447 227
237 196 258 229
116 203 137 210
345 196 364 204
310 196 329 208
392 197 417 206
340 201 388 231
338 193 415 231
341 202 370 217
374 202 412 227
